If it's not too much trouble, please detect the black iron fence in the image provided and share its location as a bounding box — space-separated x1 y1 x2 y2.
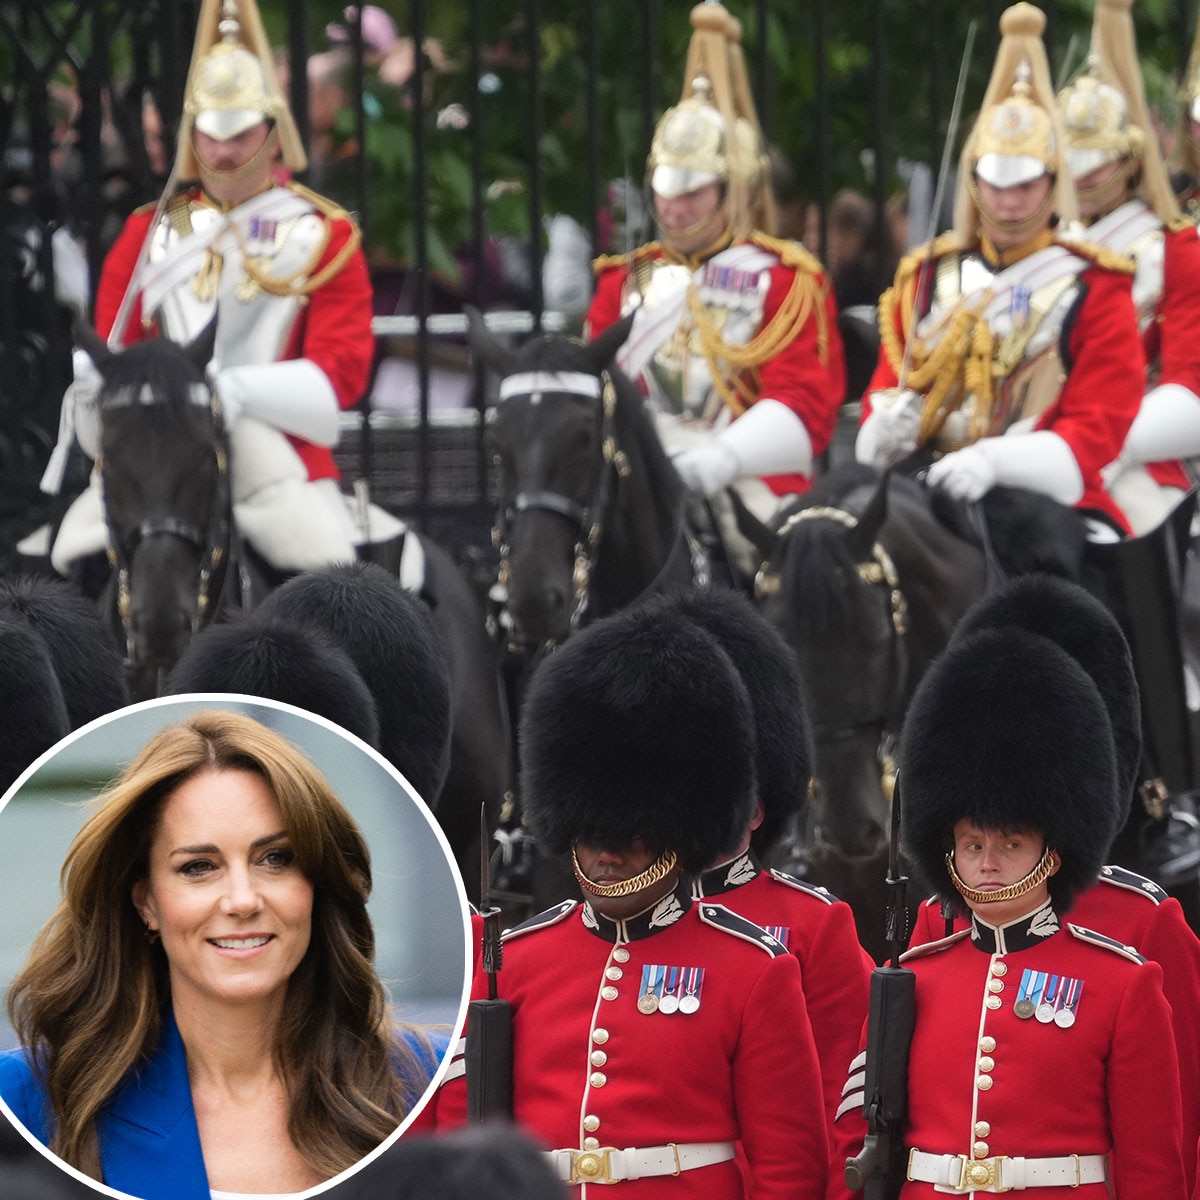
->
2 0 1198 560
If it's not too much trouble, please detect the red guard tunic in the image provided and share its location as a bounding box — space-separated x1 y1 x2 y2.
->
93 178 374 483
439 882 830 1199
585 234 845 495
907 864 1200 1196
829 901 1186 1200
867 235 1144 530
691 852 872 1131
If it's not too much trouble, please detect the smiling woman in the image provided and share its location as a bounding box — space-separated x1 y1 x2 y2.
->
0 710 456 1200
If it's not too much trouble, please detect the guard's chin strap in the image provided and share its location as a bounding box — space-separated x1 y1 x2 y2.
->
572 848 679 898
946 844 1057 906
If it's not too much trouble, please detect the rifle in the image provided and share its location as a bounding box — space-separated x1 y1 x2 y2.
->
465 805 513 1121
844 776 915 1200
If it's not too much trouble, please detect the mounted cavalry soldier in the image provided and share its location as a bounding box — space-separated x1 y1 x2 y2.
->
856 2 1143 540
1058 0 1200 535
584 1 845 573
436 599 832 1198
830 576 1187 1200
40 0 386 580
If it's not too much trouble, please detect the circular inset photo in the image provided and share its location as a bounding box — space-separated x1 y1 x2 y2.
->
0 695 471 1200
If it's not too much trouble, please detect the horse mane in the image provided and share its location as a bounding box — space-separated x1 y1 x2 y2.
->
511 334 596 373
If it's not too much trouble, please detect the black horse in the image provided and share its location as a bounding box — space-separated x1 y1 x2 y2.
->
466 307 707 649
741 464 988 960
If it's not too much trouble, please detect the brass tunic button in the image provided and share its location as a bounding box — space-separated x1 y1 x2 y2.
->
974 1121 991 1137
987 979 1004 994
979 1038 996 1054
990 961 1008 976
605 967 623 981
978 1056 995 1072
973 1141 990 1158
591 1050 607 1067
985 996 1001 1010
590 1071 607 1088
600 986 618 1001
612 948 630 963
583 1115 601 1133
977 1074 993 1091
593 1029 610 1044
583 1137 600 1150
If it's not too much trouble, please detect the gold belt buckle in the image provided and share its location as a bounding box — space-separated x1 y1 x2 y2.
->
569 1147 618 1184
955 1154 1010 1193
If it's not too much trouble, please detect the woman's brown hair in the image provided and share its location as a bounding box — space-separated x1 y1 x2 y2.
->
6 709 432 1181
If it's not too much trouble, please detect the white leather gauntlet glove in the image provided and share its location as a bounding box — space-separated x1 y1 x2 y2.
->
1121 383 1200 466
855 388 922 467
40 349 103 494
51 226 90 314
212 359 340 446
927 431 1083 506
672 399 813 497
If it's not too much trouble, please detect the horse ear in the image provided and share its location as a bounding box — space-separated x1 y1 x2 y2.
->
464 304 520 377
72 315 113 370
185 315 219 374
581 307 637 375
848 469 890 559
727 486 778 562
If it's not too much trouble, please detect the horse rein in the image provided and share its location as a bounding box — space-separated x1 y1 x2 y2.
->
100 380 232 664
755 504 910 795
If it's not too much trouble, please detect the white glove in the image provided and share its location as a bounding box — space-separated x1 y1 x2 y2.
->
51 227 90 314
672 398 814 496
855 388 922 467
928 431 1083 506
212 359 340 446
672 440 740 495
1121 383 1200 466
39 349 104 494
542 214 593 317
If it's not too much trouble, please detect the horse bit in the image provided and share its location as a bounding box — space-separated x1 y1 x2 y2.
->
754 504 910 799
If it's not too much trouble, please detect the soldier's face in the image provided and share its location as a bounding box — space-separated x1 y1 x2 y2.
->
654 182 726 256
975 174 1054 250
951 818 1057 924
1073 159 1129 223
194 121 275 205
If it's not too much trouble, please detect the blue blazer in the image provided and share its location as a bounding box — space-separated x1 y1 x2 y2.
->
0 1011 447 1200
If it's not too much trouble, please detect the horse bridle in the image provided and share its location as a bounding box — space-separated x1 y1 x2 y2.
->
755 504 910 795
492 369 706 645
100 380 232 665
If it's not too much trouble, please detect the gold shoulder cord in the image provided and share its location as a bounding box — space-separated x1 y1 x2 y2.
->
685 245 831 418
877 252 995 445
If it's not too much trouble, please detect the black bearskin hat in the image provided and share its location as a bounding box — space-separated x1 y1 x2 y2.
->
901 622 1117 915
950 573 1140 845
520 602 758 876
659 588 812 857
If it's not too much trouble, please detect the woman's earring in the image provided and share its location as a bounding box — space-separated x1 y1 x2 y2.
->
145 923 160 945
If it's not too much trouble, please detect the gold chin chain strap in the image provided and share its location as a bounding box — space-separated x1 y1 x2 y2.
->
572 848 679 898
945 844 1057 906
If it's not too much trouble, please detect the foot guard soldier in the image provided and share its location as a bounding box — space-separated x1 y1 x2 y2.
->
905 572 1200 1196
437 600 831 1197
830 576 1187 1198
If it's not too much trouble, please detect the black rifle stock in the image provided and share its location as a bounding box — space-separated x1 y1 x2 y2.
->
845 777 916 1199
465 807 513 1120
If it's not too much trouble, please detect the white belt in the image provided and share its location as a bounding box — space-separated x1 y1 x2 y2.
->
908 1149 1108 1192
547 1141 736 1185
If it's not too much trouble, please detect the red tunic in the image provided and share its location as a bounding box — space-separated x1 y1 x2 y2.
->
93 184 374 482
586 238 845 495
1142 223 1200 490
692 854 872 1131
830 903 1186 1200
908 866 1200 1196
439 885 831 1199
866 241 1144 531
